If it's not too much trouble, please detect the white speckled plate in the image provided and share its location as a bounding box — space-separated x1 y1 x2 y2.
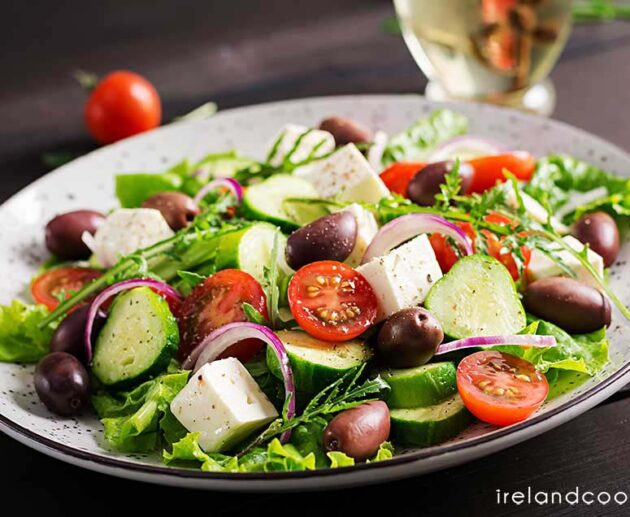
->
0 95 628 491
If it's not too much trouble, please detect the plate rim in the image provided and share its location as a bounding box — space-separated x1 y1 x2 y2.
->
1 93 629 486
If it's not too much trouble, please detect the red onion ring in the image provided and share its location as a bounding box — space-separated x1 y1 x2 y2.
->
427 136 505 163
188 322 296 442
435 334 557 356
193 178 243 205
84 278 183 363
361 213 473 264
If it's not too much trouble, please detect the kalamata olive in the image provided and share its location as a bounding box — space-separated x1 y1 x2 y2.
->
407 161 474 206
34 352 90 416
45 210 105 260
285 212 357 270
49 306 105 364
141 192 200 231
323 401 390 460
376 307 444 368
319 116 373 146
571 211 620 268
523 277 611 334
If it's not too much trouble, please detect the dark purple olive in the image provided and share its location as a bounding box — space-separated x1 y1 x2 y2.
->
571 211 620 268
285 212 357 270
34 352 90 416
523 277 611 334
323 401 390 460
49 306 105 364
406 161 474 206
377 307 444 368
141 192 200 231
45 210 105 260
319 116 373 146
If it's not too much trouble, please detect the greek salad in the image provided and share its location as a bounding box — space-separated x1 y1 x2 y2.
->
2 109 629 473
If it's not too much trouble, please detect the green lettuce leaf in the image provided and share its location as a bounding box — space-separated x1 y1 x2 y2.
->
290 421 328 468
525 155 630 220
370 441 395 462
494 319 608 376
93 371 189 452
0 300 55 363
115 172 183 208
327 451 355 468
382 109 468 166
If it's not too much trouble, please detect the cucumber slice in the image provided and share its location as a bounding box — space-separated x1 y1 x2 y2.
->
381 362 457 409
215 223 290 284
242 174 326 231
92 287 179 388
266 330 373 393
425 255 526 339
390 394 471 447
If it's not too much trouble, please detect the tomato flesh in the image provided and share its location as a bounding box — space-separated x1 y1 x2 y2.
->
288 261 377 342
467 152 536 194
177 269 268 363
31 267 102 311
379 162 425 197
457 351 549 427
85 70 161 145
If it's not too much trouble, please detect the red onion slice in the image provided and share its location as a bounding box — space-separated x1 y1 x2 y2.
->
361 213 473 264
427 136 505 163
189 322 296 442
193 178 243 205
84 278 183 363
435 334 557 356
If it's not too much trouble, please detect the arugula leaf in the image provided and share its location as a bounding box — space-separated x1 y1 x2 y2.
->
242 302 270 326
434 159 462 211
93 371 189 452
0 301 55 363
176 270 206 290
382 109 468 165
262 232 286 329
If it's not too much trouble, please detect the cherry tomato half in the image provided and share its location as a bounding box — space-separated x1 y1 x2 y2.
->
457 351 549 427
288 261 377 342
481 212 530 281
31 267 102 311
467 152 536 194
85 70 161 145
429 222 476 273
379 162 425 197
177 269 268 363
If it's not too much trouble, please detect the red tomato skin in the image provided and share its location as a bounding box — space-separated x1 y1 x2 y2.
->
31 267 102 312
457 351 549 427
176 269 268 363
85 71 161 145
429 222 476 273
379 162 425 197
288 261 377 342
467 152 536 194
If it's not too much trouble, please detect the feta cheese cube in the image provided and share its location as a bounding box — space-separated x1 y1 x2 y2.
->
357 234 442 321
337 203 379 267
295 144 390 203
266 124 335 167
170 358 278 453
527 235 605 288
504 185 568 234
93 208 174 267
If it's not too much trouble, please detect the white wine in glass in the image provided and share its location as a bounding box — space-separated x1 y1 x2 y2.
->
394 0 573 115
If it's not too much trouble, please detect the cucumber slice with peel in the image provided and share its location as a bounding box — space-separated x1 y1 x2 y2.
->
390 394 471 447
381 362 457 409
425 255 526 339
92 287 179 388
266 330 372 393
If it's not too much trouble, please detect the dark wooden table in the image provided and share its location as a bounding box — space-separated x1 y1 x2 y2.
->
1 1 629 515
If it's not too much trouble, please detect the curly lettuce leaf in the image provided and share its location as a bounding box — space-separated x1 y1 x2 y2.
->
93 371 189 452
525 155 630 220
327 451 355 468
494 319 608 376
382 109 468 166
0 300 55 363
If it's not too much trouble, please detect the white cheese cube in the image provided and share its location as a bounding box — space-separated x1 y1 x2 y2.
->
170 358 278 453
93 208 174 267
503 185 568 234
266 124 335 167
295 144 390 203
357 234 442 321
336 203 379 267
527 235 605 288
